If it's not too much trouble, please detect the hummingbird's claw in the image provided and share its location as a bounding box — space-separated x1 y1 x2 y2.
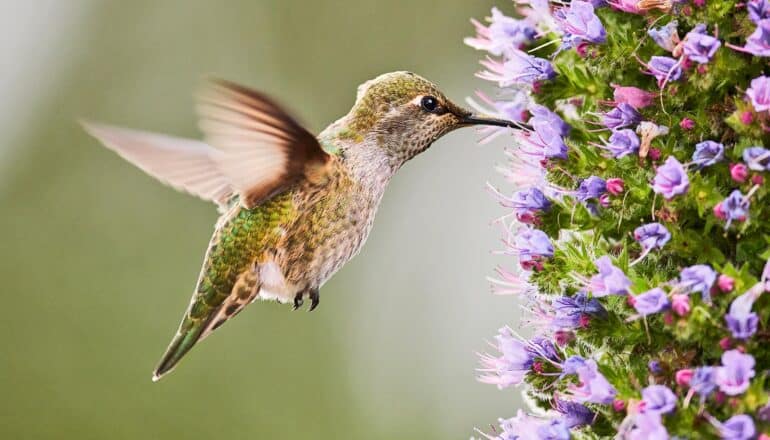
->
309 288 320 312
293 292 304 311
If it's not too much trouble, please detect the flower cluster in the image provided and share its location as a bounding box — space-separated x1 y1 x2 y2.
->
467 1 770 438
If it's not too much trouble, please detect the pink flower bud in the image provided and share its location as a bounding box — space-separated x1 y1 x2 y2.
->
663 312 675 325
740 111 754 125
554 330 575 346
715 391 726 404
696 64 708 75
672 293 690 316
533 361 544 373
717 274 734 292
576 42 590 57
612 399 626 412
611 84 656 109
675 369 693 386
599 193 610 207
719 337 732 350
682 4 693 15
713 202 727 220
730 163 749 183
517 212 537 224
606 178 625 195
693 0 705 6
579 314 591 328
521 260 544 271
649 148 661 161
752 174 765 185
679 118 695 130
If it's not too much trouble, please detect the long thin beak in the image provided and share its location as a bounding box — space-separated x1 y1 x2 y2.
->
460 113 530 130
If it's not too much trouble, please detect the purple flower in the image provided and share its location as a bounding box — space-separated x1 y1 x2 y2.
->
523 122 569 161
588 256 631 296
552 292 607 328
494 187 552 223
530 104 571 137
555 0 606 48
647 20 679 52
537 419 571 440
645 56 683 85
478 327 534 389
725 288 761 339
562 355 588 376
717 190 750 228
749 0 770 24
652 156 689 200
742 146 770 170
692 140 724 168
683 24 721 64
602 103 641 129
759 403 770 422
628 411 669 440
648 360 663 374
529 336 561 362
554 397 594 428
493 410 539 439
648 20 679 52
714 415 756 440
568 359 617 404
507 228 554 270
678 265 717 302
576 176 607 201
641 385 677 415
716 350 755 396
747 76 770 112
731 19 770 56
632 288 670 316
478 50 556 87
604 129 640 158
493 411 570 440
634 223 671 251
690 367 717 398
465 8 537 57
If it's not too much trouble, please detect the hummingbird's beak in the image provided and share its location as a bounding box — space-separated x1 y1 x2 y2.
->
458 113 530 130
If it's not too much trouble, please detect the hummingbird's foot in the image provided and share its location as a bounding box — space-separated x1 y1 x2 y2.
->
309 288 320 312
293 292 304 311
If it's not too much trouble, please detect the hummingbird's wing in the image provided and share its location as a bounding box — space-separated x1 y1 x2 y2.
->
196 78 331 209
81 122 234 209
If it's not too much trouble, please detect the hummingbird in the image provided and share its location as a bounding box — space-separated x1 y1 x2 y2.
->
82 71 518 381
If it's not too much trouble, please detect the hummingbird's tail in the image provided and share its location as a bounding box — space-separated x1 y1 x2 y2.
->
152 317 211 381
152 265 262 381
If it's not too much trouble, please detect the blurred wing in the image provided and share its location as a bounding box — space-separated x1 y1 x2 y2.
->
197 78 331 209
82 122 234 208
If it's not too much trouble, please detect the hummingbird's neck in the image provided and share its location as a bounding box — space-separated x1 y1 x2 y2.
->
318 118 397 196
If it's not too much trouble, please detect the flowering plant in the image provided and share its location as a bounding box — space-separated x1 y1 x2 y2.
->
467 1 770 438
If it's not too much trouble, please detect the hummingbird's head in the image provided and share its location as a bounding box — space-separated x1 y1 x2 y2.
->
345 71 516 167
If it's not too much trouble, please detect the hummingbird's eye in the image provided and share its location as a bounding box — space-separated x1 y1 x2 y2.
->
420 96 440 113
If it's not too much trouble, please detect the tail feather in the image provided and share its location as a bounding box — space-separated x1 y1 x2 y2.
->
152 318 211 381
152 268 262 381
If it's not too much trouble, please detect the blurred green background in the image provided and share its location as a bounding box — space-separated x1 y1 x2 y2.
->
0 0 523 438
